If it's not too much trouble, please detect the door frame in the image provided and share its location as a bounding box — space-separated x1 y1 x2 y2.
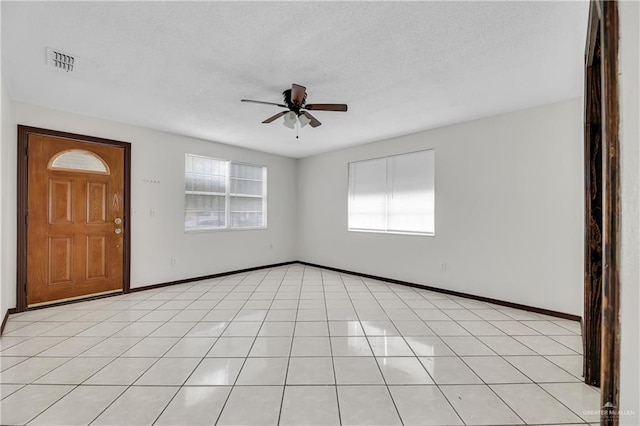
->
583 0 603 388
583 1 621 424
16 125 132 312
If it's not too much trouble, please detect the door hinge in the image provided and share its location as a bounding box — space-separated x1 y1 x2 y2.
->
25 212 28 226
25 145 29 157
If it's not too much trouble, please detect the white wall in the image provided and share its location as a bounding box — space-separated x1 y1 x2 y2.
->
1 97 585 318
0 76 11 322
1 101 298 310
619 1 640 423
298 99 584 316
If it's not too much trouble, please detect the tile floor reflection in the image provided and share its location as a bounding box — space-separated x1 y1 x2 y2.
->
1 265 600 425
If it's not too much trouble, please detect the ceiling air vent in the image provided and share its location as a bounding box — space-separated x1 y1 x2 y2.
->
46 47 76 72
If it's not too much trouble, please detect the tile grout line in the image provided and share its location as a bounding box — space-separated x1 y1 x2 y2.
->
359 275 585 426
1 274 230 425
85 275 238 425
19 383 80 425
275 265 304 425
321 268 343 426
393 278 587 425
363 275 468 426
81 274 243 424
337 270 406 426
213 266 291 425
388 277 589 424
1 265 597 426
100 278 241 422
494 353 595 424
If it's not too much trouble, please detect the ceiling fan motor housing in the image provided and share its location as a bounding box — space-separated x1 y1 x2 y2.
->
282 88 307 113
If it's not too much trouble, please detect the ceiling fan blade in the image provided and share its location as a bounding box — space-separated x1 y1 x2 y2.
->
301 111 322 128
242 99 287 108
305 103 348 112
290 84 306 105
261 111 287 124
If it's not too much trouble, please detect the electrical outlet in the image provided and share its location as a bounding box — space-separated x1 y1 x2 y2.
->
440 262 447 271
171 257 177 267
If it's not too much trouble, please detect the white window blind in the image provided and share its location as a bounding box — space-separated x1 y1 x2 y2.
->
185 154 266 231
230 162 265 228
348 150 434 235
348 157 387 232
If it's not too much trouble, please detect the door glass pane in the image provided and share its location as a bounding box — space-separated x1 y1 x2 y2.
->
49 150 109 174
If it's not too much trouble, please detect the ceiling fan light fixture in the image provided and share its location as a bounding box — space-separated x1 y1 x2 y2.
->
244 83 346 131
298 113 311 128
283 111 297 129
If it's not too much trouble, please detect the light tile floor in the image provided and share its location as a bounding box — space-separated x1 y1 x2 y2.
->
0 265 600 425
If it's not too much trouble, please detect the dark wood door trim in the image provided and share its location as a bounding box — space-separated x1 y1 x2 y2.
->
599 1 621 424
583 2 603 387
16 125 132 312
583 1 621 424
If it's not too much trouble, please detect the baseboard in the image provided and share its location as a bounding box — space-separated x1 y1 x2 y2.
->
297 261 582 322
5 259 580 323
10 261 297 314
129 261 298 293
1 308 17 335
15 292 124 314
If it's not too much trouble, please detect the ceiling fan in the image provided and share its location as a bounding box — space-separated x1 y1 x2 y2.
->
241 84 348 130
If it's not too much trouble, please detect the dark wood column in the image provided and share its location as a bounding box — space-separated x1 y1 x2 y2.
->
583 6 602 387
583 25 602 386
599 1 621 424
583 2 621 425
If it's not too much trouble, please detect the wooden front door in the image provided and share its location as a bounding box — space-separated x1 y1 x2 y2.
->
26 134 125 305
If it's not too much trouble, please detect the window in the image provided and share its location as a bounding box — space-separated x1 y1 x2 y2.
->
185 154 266 231
49 149 109 174
348 149 434 235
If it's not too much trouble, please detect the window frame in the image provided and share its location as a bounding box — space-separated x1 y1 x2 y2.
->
184 154 267 232
347 149 435 236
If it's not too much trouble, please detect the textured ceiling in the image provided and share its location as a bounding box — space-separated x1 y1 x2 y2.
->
2 1 588 158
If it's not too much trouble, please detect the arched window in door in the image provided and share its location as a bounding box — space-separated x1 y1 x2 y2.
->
48 149 110 174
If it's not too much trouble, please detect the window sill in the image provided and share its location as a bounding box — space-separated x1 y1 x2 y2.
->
185 226 267 234
348 228 435 237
